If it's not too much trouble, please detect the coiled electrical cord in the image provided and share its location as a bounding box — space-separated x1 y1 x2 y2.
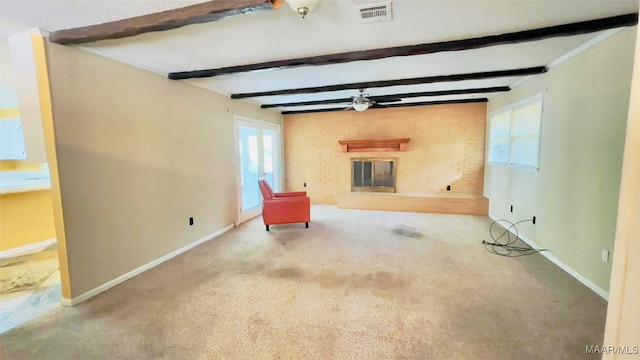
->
482 219 547 257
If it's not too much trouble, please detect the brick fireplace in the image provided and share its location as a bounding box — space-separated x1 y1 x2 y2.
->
283 103 490 215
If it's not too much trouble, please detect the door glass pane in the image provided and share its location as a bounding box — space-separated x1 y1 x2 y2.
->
239 125 260 211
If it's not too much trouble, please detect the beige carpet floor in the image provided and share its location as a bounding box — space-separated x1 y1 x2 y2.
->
0 206 607 359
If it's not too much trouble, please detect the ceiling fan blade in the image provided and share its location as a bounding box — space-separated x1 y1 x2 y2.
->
372 97 403 103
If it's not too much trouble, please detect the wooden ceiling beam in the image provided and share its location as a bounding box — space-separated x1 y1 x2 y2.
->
372 98 488 109
281 98 488 115
49 0 283 45
260 86 510 108
233 68 544 99
168 12 638 80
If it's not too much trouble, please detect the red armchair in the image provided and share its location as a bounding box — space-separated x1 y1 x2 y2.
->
258 179 310 231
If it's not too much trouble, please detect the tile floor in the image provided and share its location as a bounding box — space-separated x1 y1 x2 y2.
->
0 242 61 334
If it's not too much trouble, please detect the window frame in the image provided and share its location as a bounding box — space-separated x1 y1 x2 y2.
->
487 93 544 172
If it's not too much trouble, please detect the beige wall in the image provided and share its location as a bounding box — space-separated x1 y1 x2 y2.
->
283 103 487 211
484 27 637 293
604 23 640 358
45 42 281 298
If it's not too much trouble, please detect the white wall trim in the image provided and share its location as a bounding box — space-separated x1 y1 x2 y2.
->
0 238 57 258
75 44 167 77
488 215 609 300
510 74 536 89
510 27 627 89
60 224 235 307
547 28 625 69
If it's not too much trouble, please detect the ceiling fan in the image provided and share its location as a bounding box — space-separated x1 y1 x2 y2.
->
346 88 402 112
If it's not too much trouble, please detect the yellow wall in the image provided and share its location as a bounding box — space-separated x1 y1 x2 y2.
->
0 108 20 118
0 105 56 252
283 102 487 214
0 190 56 251
31 32 71 299
0 161 42 171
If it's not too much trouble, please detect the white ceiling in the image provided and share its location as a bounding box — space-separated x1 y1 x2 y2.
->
1 0 638 113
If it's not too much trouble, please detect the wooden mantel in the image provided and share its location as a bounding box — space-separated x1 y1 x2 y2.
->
338 138 410 153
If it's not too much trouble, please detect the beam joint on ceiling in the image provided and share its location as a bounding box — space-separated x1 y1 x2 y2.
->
49 0 283 45
281 98 489 115
260 86 510 108
167 12 638 80
233 68 545 99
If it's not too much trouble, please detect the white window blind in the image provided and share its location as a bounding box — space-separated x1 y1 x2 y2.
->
488 94 543 170
488 111 510 163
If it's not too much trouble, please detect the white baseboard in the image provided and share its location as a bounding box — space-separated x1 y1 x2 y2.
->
488 215 609 301
61 224 235 307
0 238 57 258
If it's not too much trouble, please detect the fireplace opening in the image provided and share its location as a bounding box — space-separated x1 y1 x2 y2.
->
351 158 396 193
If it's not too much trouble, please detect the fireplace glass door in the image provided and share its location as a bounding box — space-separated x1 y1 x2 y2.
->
352 158 396 192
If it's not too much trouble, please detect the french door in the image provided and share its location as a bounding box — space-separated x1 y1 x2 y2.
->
234 117 282 224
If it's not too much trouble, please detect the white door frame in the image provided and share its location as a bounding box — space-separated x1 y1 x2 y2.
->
233 116 283 224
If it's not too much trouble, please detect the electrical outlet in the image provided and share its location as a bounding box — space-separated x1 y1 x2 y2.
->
510 205 513 213
189 217 194 226
303 182 307 188
601 249 609 263
446 185 451 191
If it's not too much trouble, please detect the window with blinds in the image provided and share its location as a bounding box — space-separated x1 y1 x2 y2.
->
488 94 543 170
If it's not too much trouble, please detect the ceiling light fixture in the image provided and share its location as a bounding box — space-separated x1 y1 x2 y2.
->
353 97 370 112
285 0 320 18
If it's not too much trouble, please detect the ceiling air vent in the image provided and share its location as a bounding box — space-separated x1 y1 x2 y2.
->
356 1 392 24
